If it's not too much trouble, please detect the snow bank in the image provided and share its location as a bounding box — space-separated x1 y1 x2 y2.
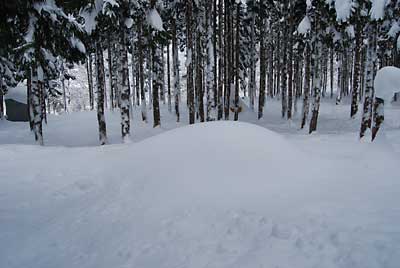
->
374 66 400 102
1 122 399 268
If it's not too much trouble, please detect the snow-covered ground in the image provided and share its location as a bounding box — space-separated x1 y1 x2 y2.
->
1 99 400 268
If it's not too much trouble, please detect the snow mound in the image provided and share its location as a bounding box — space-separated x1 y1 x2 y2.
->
1 122 399 268
374 66 400 102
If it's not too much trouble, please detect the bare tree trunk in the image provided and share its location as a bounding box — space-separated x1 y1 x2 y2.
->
217 0 224 120
107 37 115 110
172 19 180 122
138 20 147 122
258 14 266 119
95 41 108 145
27 70 33 130
287 11 294 119
0 76 4 119
206 1 215 121
119 31 131 139
360 24 376 139
280 20 288 119
187 0 195 124
152 43 162 128
301 44 311 129
371 97 384 141
351 21 362 118
167 43 172 112
87 54 94 110
233 2 240 121
31 64 44 145
249 13 256 110
309 19 322 134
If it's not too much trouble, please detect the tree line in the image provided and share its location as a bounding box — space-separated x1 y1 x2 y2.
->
0 0 399 145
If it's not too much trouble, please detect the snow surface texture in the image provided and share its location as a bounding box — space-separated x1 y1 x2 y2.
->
374 66 400 102
1 101 400 268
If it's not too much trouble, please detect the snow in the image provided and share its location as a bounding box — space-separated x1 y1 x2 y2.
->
334 0 354 22
5 83 27 104
1 100 400 268
388 21 400 38
374 66 400 102
370 0 387 20
297 16 311 35
397 35 400 51
147 9 164 31
69 36 86 54
125 18 134 29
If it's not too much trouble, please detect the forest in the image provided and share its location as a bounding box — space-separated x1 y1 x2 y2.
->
1 0 399 145
1 1 400 268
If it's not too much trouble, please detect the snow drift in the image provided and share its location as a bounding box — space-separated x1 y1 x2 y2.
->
1 122 399 268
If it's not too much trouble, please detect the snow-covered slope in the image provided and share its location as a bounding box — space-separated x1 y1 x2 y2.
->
1 121 400 268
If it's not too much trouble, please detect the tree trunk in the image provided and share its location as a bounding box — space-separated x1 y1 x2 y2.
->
206 1 215 121
287 12 294 119
309 21 322 134
119 31 131 139
258 15 266 119
152 42 162 128
187 0 195 124
351 21 362 118
249 14 256 110
31 64 44 145
360 24 376 139
138 20 147 122
172 19 180 122
233 3 240 121
0 76 4 120
87 54 94 110
167 43 172 112
95 41 108 145
280 20 288 119
301 44 311 129
217 0 224 120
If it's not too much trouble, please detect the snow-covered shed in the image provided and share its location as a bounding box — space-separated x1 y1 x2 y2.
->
4 83 29 122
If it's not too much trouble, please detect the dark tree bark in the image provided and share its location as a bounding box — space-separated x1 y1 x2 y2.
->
119 31 131 139
31 64 44 145
287 11 294 120
138 19 147 122
371 97 384 141
95 41 108 145
152 43 162 128
360 24 377 139
172 19 180 122
351 19 362 118
107 37 115 110
187 0 195 124
233 2 240 121
167 43 172 112
258 13 266 119
301 44 311 129
87 54 94 110
217 0 224 120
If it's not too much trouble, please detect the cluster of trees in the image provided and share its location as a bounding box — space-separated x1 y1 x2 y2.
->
0 0 399 145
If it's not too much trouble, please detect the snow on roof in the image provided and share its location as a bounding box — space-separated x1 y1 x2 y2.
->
5 83 27 104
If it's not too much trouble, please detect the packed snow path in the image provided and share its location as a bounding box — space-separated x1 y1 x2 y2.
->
1 121 400 268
